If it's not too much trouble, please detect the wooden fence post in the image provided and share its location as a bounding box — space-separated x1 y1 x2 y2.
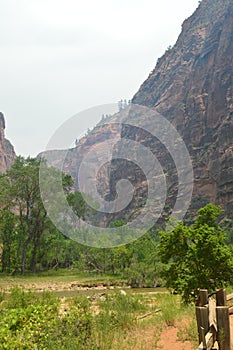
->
196 289 231 350
216 306 230 350
216 289 227 307
200 289 209 306
196 306 209 344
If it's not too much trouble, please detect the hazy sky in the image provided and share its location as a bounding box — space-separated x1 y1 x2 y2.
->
1 0 199 156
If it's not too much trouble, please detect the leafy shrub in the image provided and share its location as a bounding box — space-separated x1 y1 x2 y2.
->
0 304 57 349
0 288 96 350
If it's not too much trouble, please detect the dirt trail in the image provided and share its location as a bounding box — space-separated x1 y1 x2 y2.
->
157 315 233 350
157 323 194 350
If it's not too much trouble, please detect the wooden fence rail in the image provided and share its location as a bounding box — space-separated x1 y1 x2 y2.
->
196 289 232 350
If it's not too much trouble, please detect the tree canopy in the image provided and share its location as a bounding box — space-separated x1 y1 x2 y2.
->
0 157 233 295
158 204 233 303
0 157 74 274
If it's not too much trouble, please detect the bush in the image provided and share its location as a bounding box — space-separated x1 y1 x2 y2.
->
158 205 233 303
0 288 96 350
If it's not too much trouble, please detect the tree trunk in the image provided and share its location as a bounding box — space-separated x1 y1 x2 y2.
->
21 238 31 275
30 236 40 273
1 242 11 273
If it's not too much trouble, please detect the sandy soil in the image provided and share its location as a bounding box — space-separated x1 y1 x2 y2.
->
0 280 119 293
157 315 233 350
157 323 194 350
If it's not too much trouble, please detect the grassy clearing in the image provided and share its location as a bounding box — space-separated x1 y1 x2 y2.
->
0 285 198 350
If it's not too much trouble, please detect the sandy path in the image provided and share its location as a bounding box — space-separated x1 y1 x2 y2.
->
157 315 233 350
157 323 194 350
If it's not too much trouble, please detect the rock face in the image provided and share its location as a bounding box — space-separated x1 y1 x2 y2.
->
42 0 233 221
0 113 16 173
132 0 233 217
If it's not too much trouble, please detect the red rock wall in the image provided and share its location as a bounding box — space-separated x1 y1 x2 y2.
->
0 113 16 173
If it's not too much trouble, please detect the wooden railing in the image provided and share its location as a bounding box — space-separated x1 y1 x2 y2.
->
196 289 233 350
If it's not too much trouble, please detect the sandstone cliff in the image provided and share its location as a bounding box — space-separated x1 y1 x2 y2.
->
41 0 233 222
0 113 16 173
131 0 233 216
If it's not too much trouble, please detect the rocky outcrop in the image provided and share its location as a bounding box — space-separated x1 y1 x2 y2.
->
132 0 233 216
41 0 233 221
0 113 16 173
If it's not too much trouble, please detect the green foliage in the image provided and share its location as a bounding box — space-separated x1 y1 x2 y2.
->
0 210 17 273
0 282 204 350
0 289 5 303
3 287 58 310
67 191 90 220
1 155 232 310
0 288 157 350
0 288 95 350
95 291 146 348
221 218 233 244
157 293 180 326
0 157 51 275
0 156 86 275
0 155 159 281
158 204 233 303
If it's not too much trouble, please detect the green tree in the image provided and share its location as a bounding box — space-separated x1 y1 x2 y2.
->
67 192 88 221
158 204 233 303
0 209 17 272
0 157 74 275
0 157 48 274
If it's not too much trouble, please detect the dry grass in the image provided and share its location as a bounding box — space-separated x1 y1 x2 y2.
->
110 323 161 350
0 274 199 350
